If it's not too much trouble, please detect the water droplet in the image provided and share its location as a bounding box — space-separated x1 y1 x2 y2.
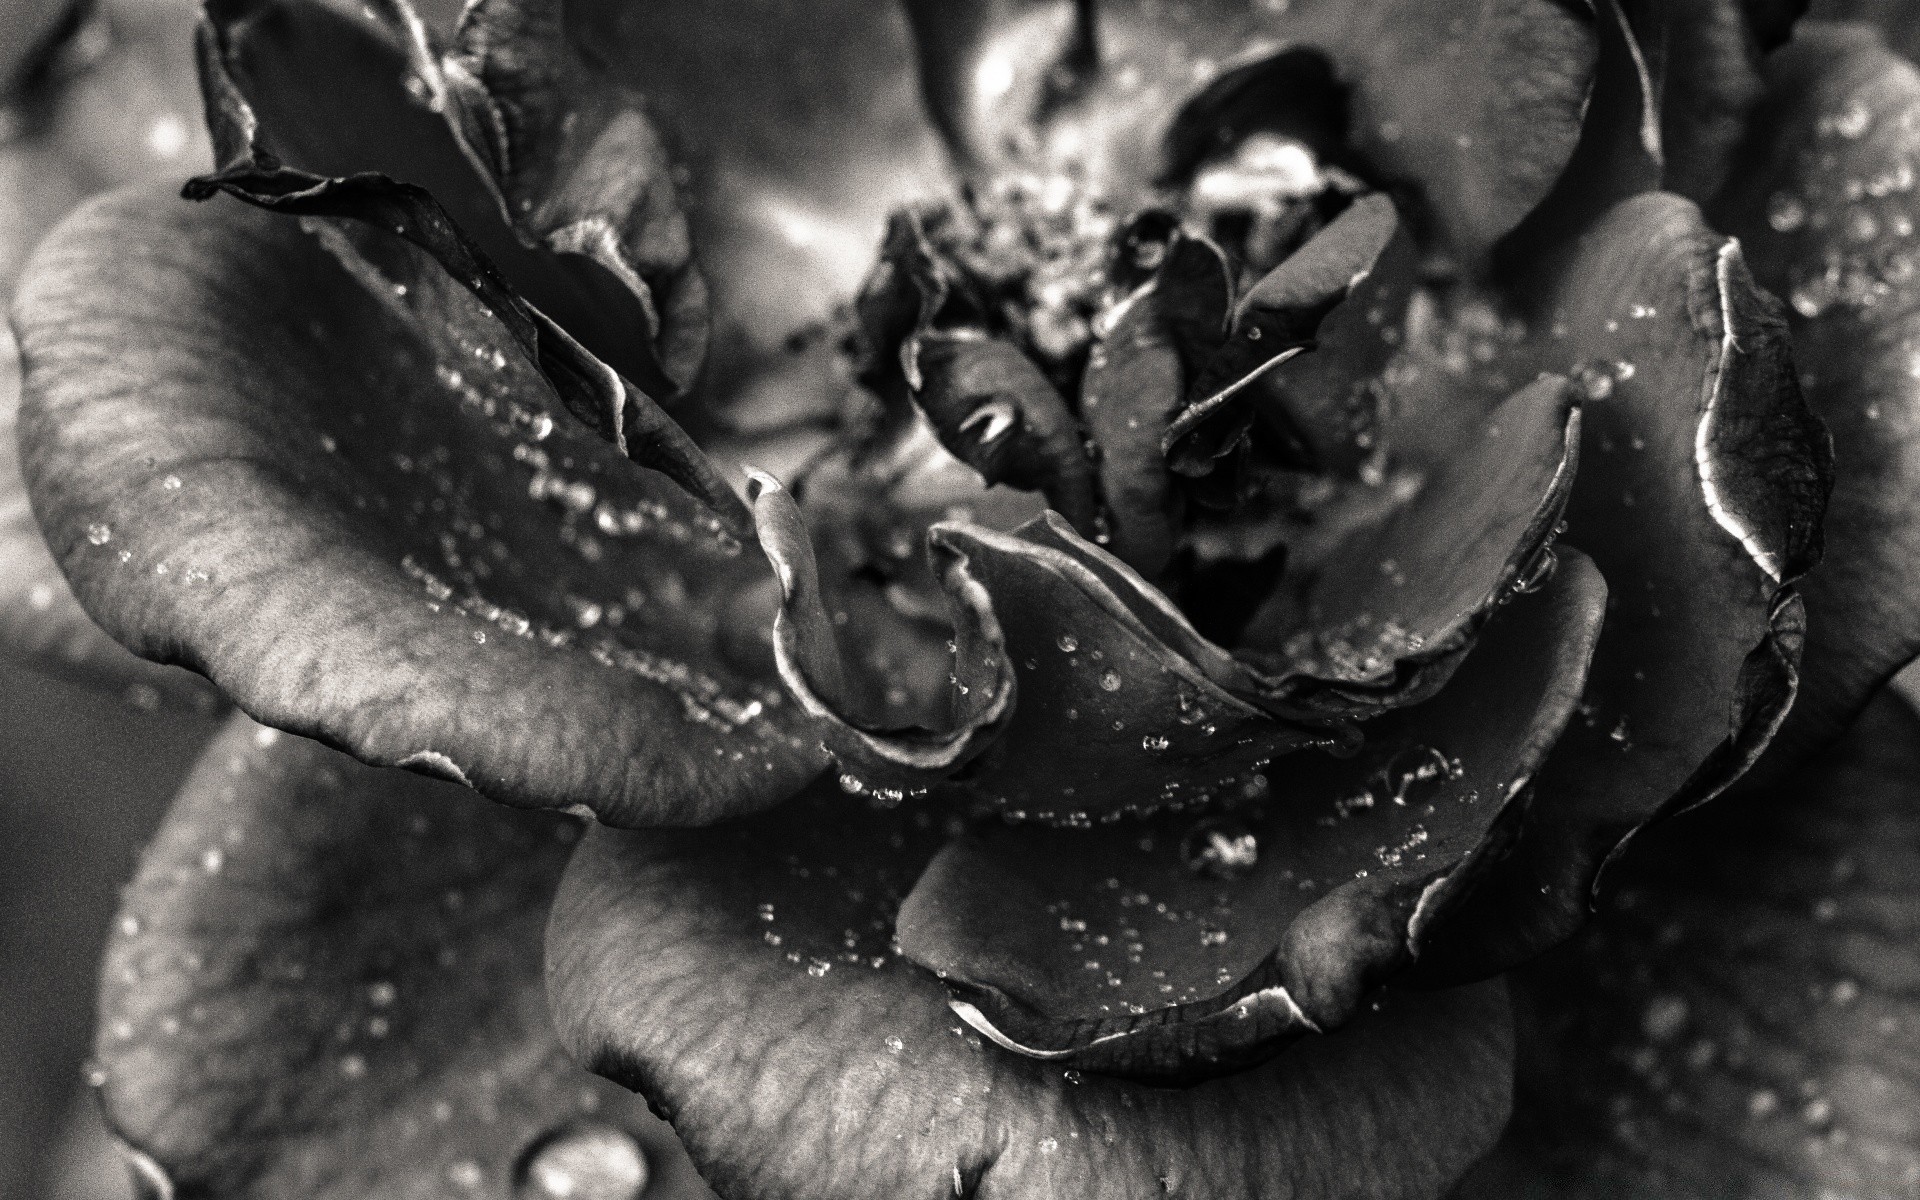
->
512 1123 650 1200
1039 1137 1059 1154
161 475 182 491
1141 734 1170 752
1057 634 1079 653
1099 670 1123 692
448 1159 485 1190
1831 103 1873 139
1767 192 1808 233
337 1053 367 1079
1180 818 1259 880
1640 994 1688 1042
87 523 112 546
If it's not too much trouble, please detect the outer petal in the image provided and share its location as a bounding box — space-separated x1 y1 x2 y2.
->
549 773 1516 1200
1462 669 1920 1198
2 327 216 708
1711 24 1920 784
13 187 824 826
1424 193 1830 979
96 714 714 1199
893 551 1607 1082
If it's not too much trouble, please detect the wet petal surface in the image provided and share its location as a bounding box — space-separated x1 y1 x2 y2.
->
1431 192 1830 978
894 549 1606 1080
96 714 714 1199
1712 23 1920 783
1477 671 1920 1198
549 773 1515 1200
13 187 824 825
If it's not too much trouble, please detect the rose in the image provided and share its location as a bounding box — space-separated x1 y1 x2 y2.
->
5 0 1919 1196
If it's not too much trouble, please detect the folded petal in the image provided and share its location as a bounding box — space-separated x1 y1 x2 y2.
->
188 0 747 526
1475 670 1920 1198
96 715 711 1198
1429 193 1831 977
435 0 709 391
549 772 1515 1200
13 186 824 825
1710 24 1920 784
894 548 1605 1081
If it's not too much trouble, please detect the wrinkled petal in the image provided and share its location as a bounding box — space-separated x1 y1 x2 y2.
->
188 0 746 528
13 186 824 825
96 714 712 1198
549 771 1515 1200
437 0 709 391
894 550 1605 1081
1428 193 1831 978
754 474 1340 818
1711 23 1920 785
905 0 1594 266
1471 670 1920 1198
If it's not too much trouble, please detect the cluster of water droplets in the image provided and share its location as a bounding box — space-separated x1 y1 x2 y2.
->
1764 91 1920 321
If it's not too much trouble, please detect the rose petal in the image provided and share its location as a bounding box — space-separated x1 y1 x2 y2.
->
96 714 714 1199
893 548 1605 1081
1472 671 1920 1198
1426 193 1831 978
1498 0 1664 269
1080 231 1231 574
1710 24 1920 785
1 327 217 709
13 186 824 825
747 468 1013 784
549 771 1516 1200
1181 193 1403 447
192 0 676 401
435 0 709 391
753 468 1341 817
910 333 1101 533
188 0 749 530
903 0 1594 266
1240 376 1581 693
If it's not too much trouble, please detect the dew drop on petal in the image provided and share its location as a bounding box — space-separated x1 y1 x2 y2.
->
1099 671 1123 692
512 1124 650 1200
1180 818 1259 880
87 523 112 546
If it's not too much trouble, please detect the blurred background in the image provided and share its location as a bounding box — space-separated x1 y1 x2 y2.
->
4 0 230 1193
